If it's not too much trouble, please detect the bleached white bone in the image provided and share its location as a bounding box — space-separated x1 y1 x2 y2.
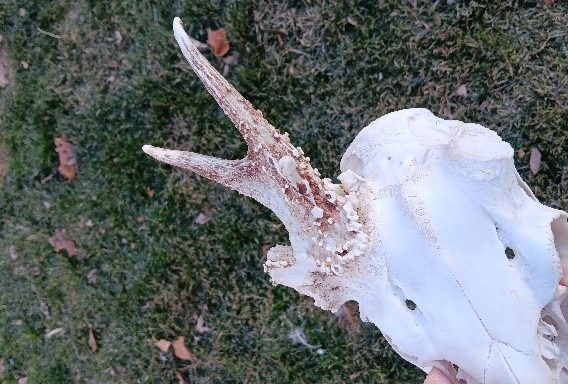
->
143 17 568 384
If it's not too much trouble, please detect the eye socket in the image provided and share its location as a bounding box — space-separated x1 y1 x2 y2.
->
405 299 417 310
505 247 515 260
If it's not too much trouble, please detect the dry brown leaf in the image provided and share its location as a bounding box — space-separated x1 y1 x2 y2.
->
0 358 5 375
48 229 77 257
529 147 542 175
207 28 230 57
87 322 97 352
18 377 28 384
54 137 78 182
455 84 467 97
0 60 8 89
346 16 358 26
176 371 186 384
172 336 194 361
517 148 526 160
154 339 171 352
336 302 359 332
194 208 212 225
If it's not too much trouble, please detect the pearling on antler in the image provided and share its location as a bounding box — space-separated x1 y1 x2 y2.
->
143 18 568 384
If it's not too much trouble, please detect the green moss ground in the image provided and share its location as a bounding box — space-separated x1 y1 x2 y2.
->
0 1 566 383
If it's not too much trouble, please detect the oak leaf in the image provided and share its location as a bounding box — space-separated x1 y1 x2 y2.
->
87 322 97 352
529 147 541 175
54 137 78 182
172 336 194 361
207 28 230 57
154 339 171 352
48 229 77 257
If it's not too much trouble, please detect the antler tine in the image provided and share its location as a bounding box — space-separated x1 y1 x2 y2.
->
146 18 333 215
142 145 254 193
173 17 275 147
143 17 372 280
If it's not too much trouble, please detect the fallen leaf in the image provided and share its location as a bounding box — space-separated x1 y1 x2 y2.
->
207 28 230 57
455 84 467 97
74 371 82 383
336 302 359 332
529 147 541 175
45 327 64 339
87 323 97 352
194 208 212 225
346 16 358 26
18 377 28 384
48 229 77 257
19 8 26 17
195 313 210 334
0 60 8 88
87 269 98 284
54 137 78 182
146 187 155 198
172 336 194 361
176 371 186 384
517 148 525 160
0 358 5 375
154 339 171 352
21 61 28 70
8 245 18 261
544 0 557 4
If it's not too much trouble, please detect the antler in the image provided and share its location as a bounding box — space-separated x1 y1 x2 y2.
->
143 18 369 291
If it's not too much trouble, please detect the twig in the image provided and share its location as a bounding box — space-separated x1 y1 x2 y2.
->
37 28 61 39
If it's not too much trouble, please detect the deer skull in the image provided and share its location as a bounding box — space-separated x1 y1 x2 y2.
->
143 18 568 384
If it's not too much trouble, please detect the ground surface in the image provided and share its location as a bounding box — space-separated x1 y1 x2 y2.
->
0 1 566 383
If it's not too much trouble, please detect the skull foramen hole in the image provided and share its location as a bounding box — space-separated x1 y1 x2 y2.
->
405 299 417 310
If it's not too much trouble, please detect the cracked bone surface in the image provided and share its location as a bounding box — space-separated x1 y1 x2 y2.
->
143 17 568 384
